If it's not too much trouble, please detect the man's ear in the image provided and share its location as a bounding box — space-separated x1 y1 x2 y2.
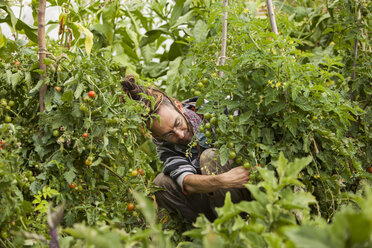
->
174 101 184 112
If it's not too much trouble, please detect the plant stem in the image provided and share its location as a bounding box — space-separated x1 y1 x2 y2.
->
350 7 361 101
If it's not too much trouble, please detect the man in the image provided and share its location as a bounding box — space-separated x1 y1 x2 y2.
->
121 75 251 223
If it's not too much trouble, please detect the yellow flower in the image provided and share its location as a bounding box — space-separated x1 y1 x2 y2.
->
276 82 281 87
244 9 249 13
289 41 294 44
313 116 317 120
330 41 335 45
268 80 272 84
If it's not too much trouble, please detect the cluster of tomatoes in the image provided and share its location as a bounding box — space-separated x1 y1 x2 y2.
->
197 111 265 182
0 98 16 123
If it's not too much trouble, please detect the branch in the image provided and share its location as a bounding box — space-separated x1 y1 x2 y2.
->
38 0 47 112
266 0 278 35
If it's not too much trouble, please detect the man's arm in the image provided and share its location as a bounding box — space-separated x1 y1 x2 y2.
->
183 166 250 194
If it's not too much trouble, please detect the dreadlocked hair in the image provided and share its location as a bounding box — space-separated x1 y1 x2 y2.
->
121 75 177 116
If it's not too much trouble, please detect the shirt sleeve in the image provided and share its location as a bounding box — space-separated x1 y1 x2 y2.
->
156 143 198 183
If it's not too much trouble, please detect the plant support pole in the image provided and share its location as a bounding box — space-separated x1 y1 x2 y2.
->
38 0 47 112
350 7 361 101
266 0 278 34
219 0 228 78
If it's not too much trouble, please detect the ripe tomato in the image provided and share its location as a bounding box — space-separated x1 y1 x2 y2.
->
14 60 20 66
138 168 144 175
257 163 262 167
131 170 138 177
69 182 77 189
88 91 96 98
369 167 372 174
229 150 237 160
0 140 5 145
55 86 62 92
127 203 135 211
83 132 88 138
52 130 60 137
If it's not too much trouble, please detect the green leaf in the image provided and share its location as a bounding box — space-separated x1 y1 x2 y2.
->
165 57 182 96
74 23 94 55
285 226 333 248
192 20 209 43
246 184 268 205
219 145 230 167
61 89 74 102
63 169 76 184
74 83 85 99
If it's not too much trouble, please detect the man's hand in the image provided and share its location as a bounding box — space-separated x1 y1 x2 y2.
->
219 166 250 189
183 166 250 194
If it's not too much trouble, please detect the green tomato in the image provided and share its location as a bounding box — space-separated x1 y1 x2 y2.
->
235 156 243 165
210 117 217 125
198 125 205 133
204 113 212 120
8 101 15 107
205 123 212 130
1 230 8 239
5 116 12 123
52 130 60 137
201 77 209 84
228 114 234 121
205 130 212 138
227 142 234 149
229 150 237 160
243 161 251 169
197 82 204 88
1 99 7 107
194 90 201 96
80 104 88 112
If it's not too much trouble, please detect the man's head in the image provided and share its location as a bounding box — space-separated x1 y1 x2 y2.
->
121 75 193 145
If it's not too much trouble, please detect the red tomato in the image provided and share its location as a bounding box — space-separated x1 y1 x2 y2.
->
88 91 96 98
83 132 88 138
138 168 144 175
127 203 135 211
69 182 77 189
55 86 62 92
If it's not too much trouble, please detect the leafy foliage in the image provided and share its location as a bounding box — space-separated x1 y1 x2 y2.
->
0 0 371 247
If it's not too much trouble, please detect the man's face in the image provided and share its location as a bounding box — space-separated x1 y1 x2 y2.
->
150 102 192 145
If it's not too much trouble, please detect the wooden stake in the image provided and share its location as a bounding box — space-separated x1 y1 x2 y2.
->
219 0 228 78
38 0 47 112
266 0 278 35
350 7 361 101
